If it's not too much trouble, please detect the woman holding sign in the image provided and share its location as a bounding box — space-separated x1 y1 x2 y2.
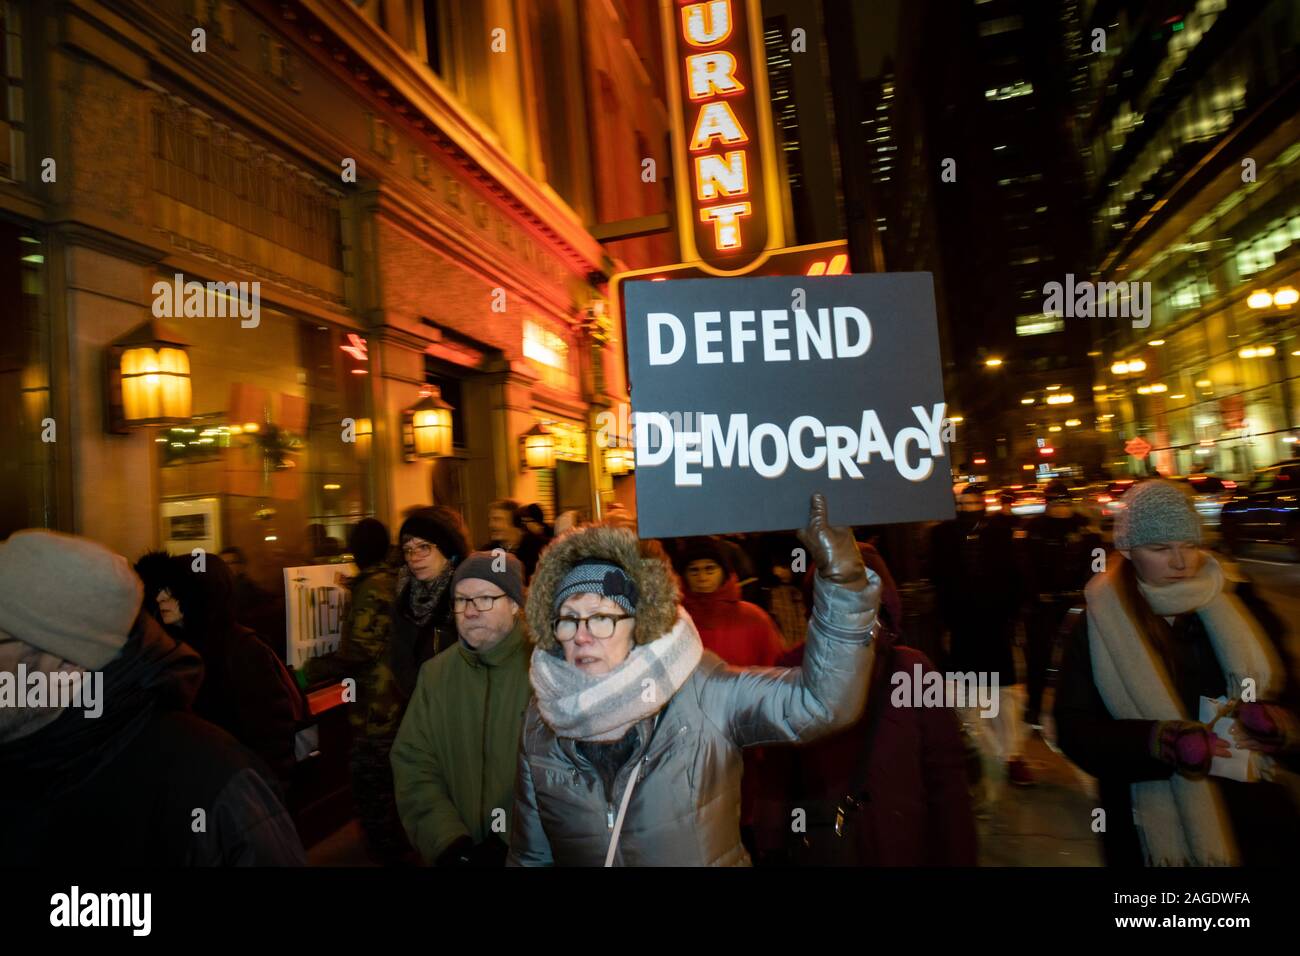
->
1055 479 1300 866
507 494 880 866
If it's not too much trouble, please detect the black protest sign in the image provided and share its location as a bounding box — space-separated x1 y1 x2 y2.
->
622 273 951 538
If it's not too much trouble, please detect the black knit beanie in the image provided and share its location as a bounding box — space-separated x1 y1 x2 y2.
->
680 537 731 576
399 507 469 565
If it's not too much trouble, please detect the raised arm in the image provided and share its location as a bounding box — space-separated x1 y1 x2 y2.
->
703 494 880 747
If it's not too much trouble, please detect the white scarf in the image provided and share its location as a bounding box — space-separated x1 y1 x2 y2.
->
530 608 704 742
1084 554 1281 866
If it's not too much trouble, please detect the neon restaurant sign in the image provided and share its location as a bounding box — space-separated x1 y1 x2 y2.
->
662 0 785 274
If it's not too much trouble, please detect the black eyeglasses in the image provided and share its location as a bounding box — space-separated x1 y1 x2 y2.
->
553 613 633 641
453 593 508 613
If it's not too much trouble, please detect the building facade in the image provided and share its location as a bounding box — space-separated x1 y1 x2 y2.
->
920 0 1097 485
0 0 674 591
1078 0 1300 478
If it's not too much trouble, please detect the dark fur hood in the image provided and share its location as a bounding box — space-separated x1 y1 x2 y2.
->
525 525 680 650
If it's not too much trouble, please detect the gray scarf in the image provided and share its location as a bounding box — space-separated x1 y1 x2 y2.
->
530 608 704 742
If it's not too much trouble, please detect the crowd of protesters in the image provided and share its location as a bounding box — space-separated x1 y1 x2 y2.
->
2 484 1297 868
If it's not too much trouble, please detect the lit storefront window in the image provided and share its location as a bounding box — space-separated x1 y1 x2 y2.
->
156 303 373 607
523 318 574 391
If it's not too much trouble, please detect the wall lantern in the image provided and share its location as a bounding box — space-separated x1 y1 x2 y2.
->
402 387 454 460
604 444 635 476
520 423 556 470
106 319 192 433
354 417 372 459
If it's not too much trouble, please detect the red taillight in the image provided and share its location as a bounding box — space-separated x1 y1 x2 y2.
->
1223 480 1237 489
1098 495 1111 504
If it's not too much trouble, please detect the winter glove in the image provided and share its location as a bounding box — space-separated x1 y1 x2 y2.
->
796 493 868 591
1150 720 1228 776
434 836 476 867
1233 702 1300 754
467 835 509 868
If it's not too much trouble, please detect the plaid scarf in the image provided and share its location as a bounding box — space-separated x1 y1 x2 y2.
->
530 608 703 742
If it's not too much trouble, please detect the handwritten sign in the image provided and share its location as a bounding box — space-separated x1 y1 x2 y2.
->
284 563 356 668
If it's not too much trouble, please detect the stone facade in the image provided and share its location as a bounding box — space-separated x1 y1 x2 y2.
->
0 0 673 554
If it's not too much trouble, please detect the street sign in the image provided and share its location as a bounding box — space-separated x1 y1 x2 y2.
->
1125 436 1152 459
623 272 951 537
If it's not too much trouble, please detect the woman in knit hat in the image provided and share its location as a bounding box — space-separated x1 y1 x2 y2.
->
0 530 304 865
389 507 469 696
507 493 882 866
1055 479 1300 866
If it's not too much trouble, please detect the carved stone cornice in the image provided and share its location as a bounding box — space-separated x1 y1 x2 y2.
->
267 0 607 275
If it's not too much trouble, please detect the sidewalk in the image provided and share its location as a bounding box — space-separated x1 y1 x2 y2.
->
977 729 1103 866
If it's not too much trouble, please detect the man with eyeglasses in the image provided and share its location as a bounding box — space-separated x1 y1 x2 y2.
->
390 551 532 867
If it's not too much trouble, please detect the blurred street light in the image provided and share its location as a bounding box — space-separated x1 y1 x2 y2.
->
1250 288 1298 309
1238 345 1276 358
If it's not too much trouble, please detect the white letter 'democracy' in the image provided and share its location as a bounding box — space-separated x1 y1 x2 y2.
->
894 427 934 482
912 403 947 456
648 313 686 366
788 416 826 471
636 412 675 466
674 432 703 487
700 413 750 468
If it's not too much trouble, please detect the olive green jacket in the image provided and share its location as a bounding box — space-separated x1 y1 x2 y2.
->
305 564 401 738
390 618 532 863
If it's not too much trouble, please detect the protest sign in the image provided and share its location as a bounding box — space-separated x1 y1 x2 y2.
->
622 273 951 537
284 562 355 668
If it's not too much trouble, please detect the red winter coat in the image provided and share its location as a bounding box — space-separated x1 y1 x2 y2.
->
755 631 978 866
681 575 783 831
682 576 783 667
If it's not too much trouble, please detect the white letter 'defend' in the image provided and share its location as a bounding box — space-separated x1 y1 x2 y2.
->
648 313 686 366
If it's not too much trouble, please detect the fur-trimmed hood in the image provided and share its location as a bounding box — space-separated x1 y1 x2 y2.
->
525 525 680 651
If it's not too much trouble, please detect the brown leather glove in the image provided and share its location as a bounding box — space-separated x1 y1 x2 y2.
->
796 493 868 591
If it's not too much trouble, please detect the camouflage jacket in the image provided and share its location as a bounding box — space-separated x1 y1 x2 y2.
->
306 564 402 737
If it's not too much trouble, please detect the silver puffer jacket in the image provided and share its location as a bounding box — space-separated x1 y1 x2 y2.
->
507 527 879 866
